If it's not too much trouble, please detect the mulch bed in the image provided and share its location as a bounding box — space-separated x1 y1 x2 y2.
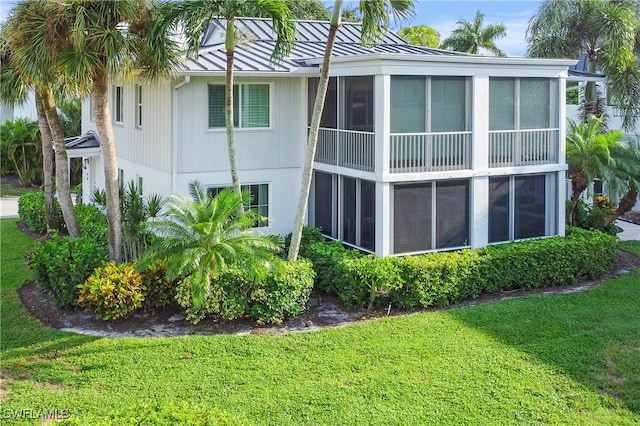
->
13 220 640 338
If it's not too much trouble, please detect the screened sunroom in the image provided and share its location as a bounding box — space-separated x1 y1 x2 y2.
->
307 58 569 257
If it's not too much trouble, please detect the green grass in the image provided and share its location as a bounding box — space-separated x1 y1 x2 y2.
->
1 218 639 425
0 182 36 197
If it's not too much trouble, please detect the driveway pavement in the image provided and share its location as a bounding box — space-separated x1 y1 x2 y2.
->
0 196 19 218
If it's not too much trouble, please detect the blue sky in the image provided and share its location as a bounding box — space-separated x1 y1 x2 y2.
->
407 0 543 56
1 0 543 57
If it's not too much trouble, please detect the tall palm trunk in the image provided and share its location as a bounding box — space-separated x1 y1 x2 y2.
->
34 92 56 235
583 51 599 119
605 188 638 227
569 169 589 226
225 17 241 197
39 86 80 237
93 75 123 262
288 2 342 261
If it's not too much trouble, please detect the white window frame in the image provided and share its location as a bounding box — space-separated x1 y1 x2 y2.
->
113 85 124 124
207 183 270 227
135 84 142 128
207 83 273 130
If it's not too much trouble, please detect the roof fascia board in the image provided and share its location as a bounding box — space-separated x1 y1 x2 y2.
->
305 52 577 68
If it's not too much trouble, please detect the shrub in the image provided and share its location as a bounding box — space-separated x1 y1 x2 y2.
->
18 191 62 234
138 261 177 309
77 262 145 320
33 235 108 309
304 240 363 294
340 256 403 310
570 199 617 235
75 203 109 244
249 258 315 324
283 226 325 258
174 258 314 325
307 229 616 311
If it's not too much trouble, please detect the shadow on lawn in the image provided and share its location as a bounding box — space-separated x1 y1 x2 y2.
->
446 274 640 415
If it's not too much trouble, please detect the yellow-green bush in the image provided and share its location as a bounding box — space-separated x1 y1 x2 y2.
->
77 262 145 320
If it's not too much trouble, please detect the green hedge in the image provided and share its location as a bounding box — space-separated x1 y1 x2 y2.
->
33 235 109 309
305 227 617 310
18 191 63 233
175 257 315 325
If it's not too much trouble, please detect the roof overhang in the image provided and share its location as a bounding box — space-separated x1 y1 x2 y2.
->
64 131 101 158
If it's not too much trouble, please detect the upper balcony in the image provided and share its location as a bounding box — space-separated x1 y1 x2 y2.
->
310 75 563 178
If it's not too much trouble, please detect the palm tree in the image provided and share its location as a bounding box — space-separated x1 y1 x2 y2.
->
287 0 414 261
527 0 640 131
43 0 181 261
138 181 281 308
166 0 296 196
566 115 640 225
440 10 507 56
3 1 81 237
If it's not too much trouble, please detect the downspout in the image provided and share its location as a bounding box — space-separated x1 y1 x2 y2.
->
171 75 191 193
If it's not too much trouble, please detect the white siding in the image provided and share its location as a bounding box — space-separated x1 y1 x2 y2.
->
175 76 305 173
83 80 173 173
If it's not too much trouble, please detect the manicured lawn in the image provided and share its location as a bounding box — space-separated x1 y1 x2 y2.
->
0 182 36 197
1 218 639 425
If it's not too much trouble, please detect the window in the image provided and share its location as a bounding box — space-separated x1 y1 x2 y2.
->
89 94 95 122
343 76 374 132
489 174 554 243
307 77 338 128
313 171 337 238
207 184 269 227
135 85 142 128
312 173 375 252
208 84 270 129
391 76 469 133
490 77 556 130
118 168 124 184
393 179 469 254
136 175 143 195
113 85 123 124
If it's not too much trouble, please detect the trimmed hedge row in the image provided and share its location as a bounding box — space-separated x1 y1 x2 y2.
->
175 257 315 325
304 227 617 310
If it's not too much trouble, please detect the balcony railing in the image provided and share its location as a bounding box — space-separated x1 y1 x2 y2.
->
489 128 558 168
315 128 375 172
390 131 471 174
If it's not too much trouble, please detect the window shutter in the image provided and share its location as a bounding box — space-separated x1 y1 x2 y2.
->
208 85 225 128
241 84 269 128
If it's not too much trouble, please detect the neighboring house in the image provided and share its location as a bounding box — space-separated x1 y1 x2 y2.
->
0 89 38 123
78 18 575 257
566 54 640 209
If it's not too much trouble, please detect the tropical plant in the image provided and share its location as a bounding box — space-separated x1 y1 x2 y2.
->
166 0 296 197
137 181 282 308
527 0 640 131
0 118 42 186
287 0 414 261
92 180 165 263
440 10 506 56
22 0 182 261
397 25 440 47
2 4 80 237
566 115 640 225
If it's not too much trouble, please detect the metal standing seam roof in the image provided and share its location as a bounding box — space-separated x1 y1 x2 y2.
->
65 131 100 150
183 18 470 73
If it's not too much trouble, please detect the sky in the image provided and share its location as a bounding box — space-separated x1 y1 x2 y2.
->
406 0 544 56
0 0 543 57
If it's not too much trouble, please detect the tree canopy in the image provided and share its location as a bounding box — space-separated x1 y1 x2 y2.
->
397 25 440 47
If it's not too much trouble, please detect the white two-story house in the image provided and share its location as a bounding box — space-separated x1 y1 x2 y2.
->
76 18 575 257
